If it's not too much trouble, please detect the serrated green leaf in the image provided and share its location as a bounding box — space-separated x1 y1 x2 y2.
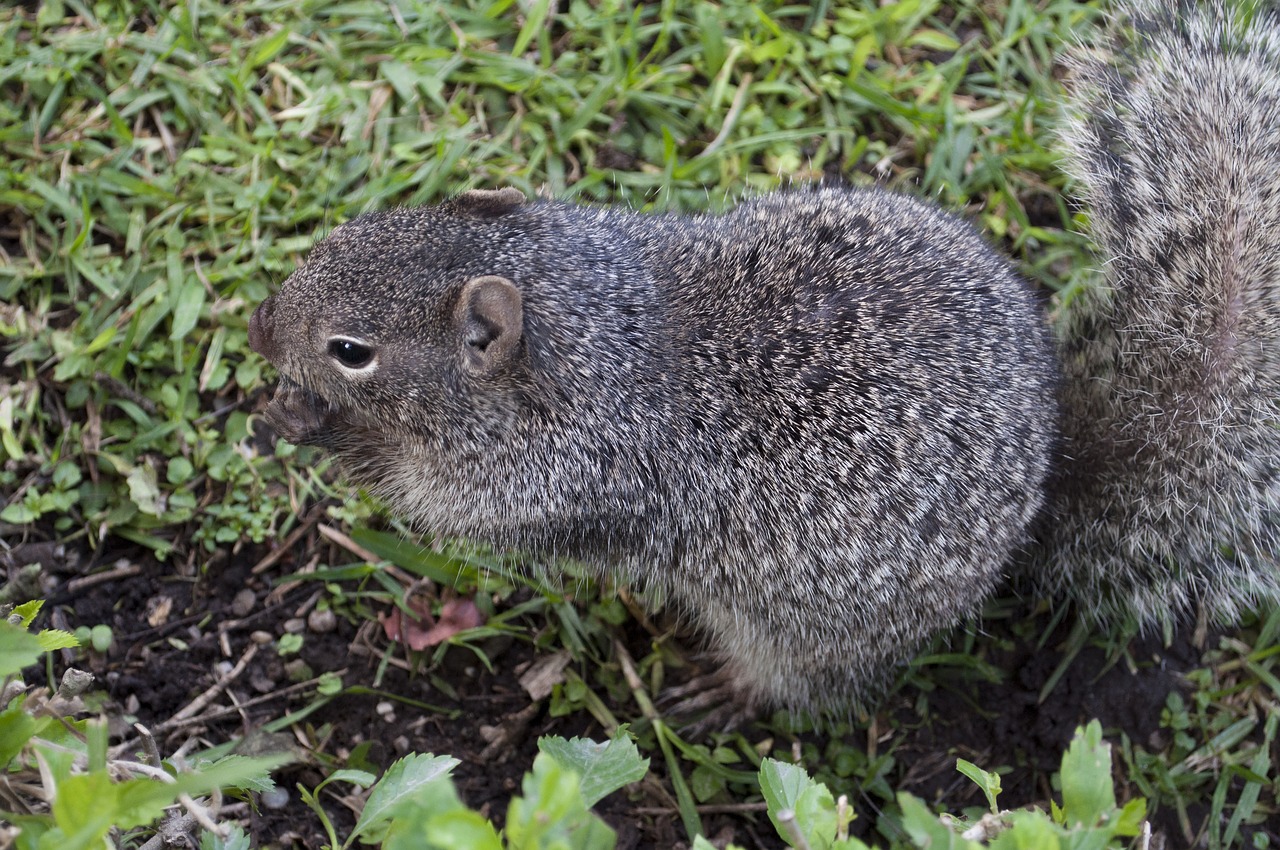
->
1059 721 1115 828
1113 798 1147 838
759 758 840 847
352 752 460 845
11 601 43 629
759 758 847 848
793 783 839 849
108 754 289 830
758 758 811 814
537 731 649 808
36 630 81 652
382 775 482 850
506 752 617 850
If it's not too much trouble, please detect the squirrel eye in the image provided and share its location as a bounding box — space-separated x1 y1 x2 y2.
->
327 337 375 370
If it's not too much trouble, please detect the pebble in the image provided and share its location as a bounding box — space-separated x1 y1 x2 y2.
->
282 618 305 634
307 607 337 633
250 630 273 645
261 787 290 810
284 659 313 682
230 589 256 618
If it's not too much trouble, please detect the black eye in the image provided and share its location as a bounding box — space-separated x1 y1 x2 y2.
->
327 337 375 369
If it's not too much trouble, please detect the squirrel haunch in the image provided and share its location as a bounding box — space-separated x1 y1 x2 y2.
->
252 187 1058 715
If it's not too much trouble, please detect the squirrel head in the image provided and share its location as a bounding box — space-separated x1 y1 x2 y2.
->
248 187 671 531
248 188 539 452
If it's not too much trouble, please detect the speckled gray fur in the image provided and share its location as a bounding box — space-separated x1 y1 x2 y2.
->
250 0 1280 718
1040 0 1280 624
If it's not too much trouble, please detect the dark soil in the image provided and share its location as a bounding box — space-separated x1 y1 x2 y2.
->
8 532 1244 849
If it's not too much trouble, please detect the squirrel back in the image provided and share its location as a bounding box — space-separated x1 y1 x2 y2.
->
251 186 1058 718
1041 0 1280 623
249 0 1280 723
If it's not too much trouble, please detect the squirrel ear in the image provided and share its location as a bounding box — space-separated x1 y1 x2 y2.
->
455 275 524 375
451 187 526 219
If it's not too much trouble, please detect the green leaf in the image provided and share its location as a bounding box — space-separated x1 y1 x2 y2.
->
201 823 253 850
905 28 961 51
49 770 118 847
0 503 37 524
350 528 475 585
506 753 616 850
167 456 194 484
511 0 552 56
109 755 288 829
247 27 291 70
898 792 982 849
1113 798 1147 838
126 463 163 516
956 758 1002 814
352 752 460 845
36 630 81 653
381 774 491 850
422 810 504 850
0 703 39 766
1058 721 1115 828
169 279 206 341
537 731 649 808
989 809 1062 850
759 758 838 849
322 768 377 791
11 600 43 629
0 620 45 677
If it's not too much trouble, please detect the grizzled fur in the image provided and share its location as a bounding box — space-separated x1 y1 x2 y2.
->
1039 0 1280 623
251 186 1058 716
250 0 1280 719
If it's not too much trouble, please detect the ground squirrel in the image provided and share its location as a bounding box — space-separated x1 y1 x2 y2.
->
249 0 1280 723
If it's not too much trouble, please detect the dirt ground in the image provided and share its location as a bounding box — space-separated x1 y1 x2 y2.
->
11 518 1254 850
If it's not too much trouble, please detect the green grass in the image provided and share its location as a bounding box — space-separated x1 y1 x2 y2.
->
2 0 1277 847
0 0 1093 552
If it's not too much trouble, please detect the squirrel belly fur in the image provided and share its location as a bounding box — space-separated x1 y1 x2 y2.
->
249 0 1280 722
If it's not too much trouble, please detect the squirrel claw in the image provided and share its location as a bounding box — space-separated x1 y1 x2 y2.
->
659 668 762 736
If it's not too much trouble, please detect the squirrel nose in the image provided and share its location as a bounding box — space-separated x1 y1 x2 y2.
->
248 296 276 359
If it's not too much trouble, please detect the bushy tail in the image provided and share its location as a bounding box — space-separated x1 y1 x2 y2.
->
1042 0 1280 624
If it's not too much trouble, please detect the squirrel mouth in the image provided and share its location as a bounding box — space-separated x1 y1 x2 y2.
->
262 378 338 448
